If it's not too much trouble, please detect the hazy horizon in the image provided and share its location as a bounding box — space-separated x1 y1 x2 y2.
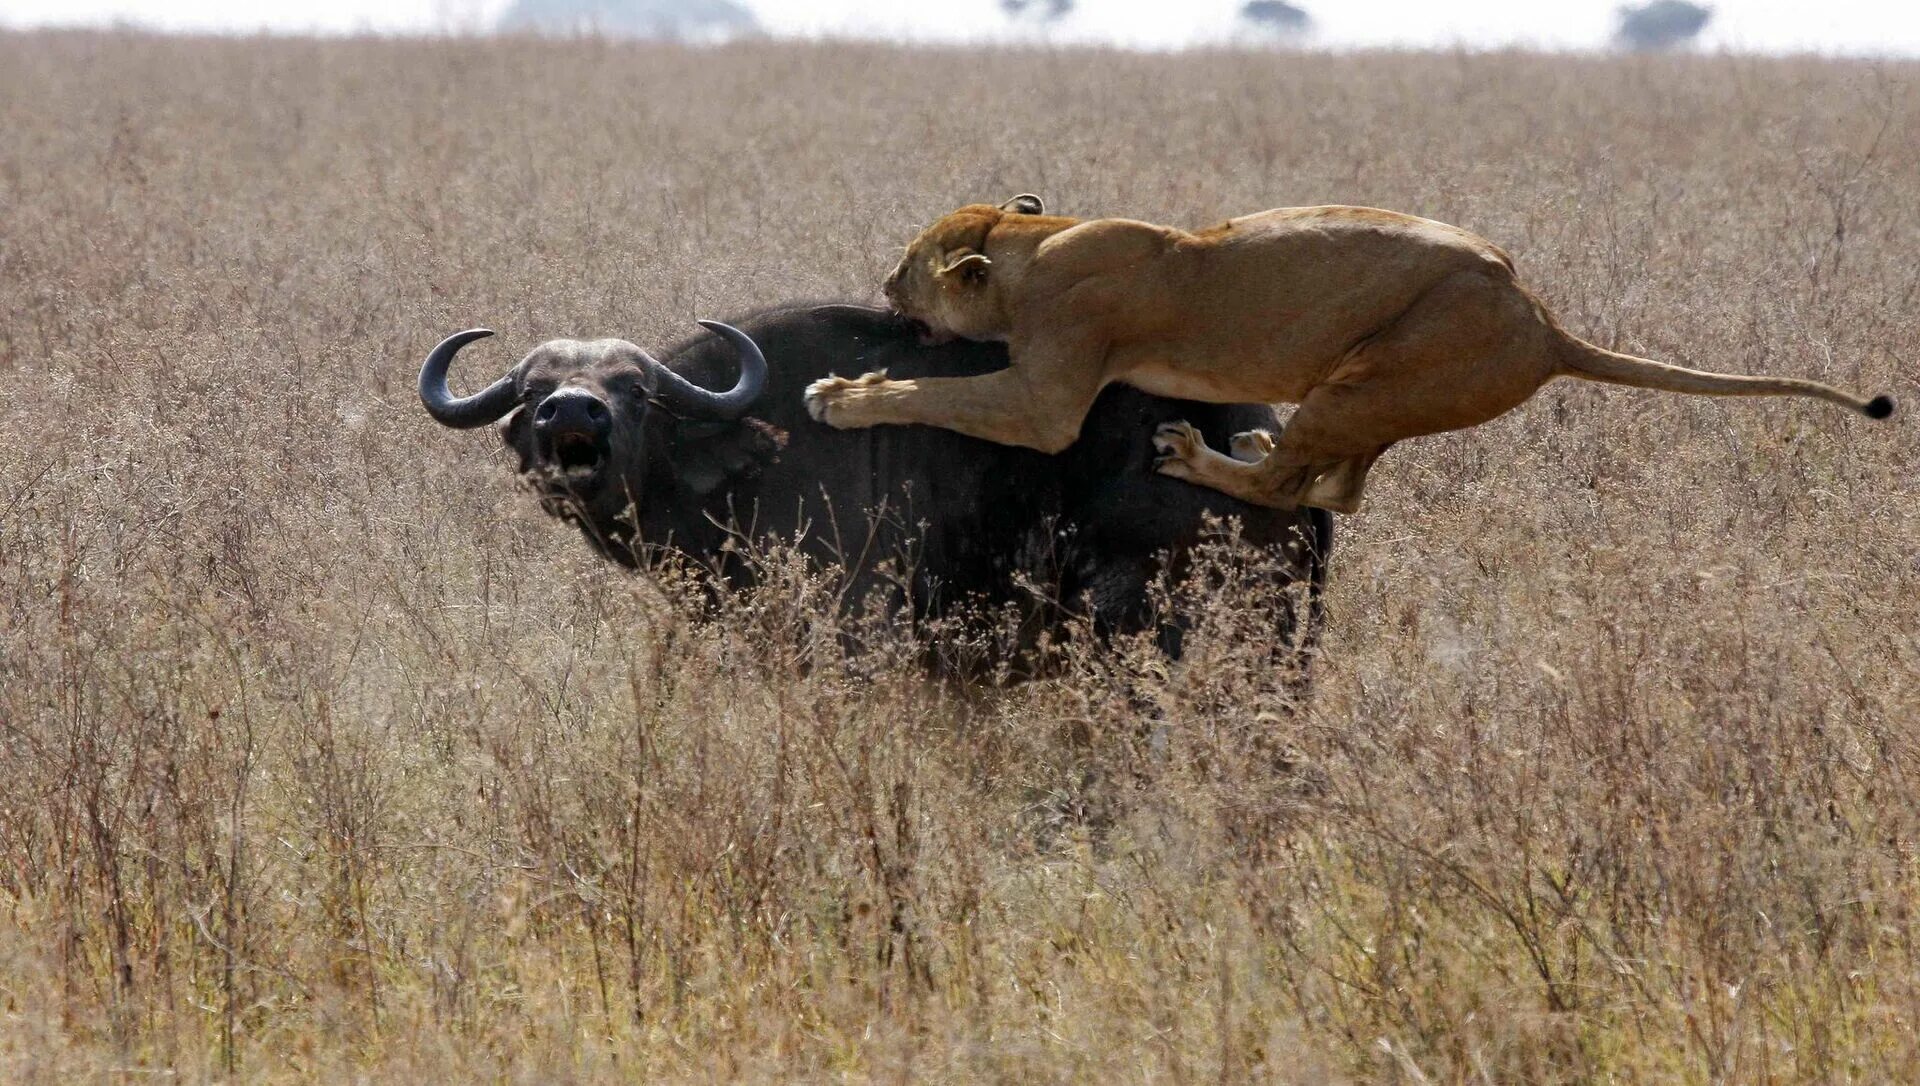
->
5 0 1920 56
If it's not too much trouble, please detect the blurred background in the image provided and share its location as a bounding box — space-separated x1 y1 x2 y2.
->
5 0 1919 55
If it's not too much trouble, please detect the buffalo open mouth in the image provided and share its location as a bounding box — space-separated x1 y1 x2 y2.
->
535 430 610 494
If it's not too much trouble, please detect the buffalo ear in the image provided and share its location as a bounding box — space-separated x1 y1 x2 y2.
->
1000 193 1045 215
502 409 532 469
937 249 992 285
667 418 787 498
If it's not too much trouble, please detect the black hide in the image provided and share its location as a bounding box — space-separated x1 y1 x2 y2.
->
479 303 1332 666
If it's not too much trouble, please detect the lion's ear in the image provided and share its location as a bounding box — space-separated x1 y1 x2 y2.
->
937 249 992 284
1000 193 1045 215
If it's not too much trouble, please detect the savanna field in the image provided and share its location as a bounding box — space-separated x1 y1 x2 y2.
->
2 31 1917 1082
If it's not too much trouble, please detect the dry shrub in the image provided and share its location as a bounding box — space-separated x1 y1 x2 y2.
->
1 30 1916 1083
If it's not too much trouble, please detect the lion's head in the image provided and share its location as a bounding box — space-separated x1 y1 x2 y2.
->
882 193 1059 345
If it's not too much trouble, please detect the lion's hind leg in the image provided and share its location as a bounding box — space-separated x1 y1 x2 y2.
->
1153 420 1256 489
1154 420 1327 510
1160 267 1552 514
1297 451 1383 515
1156 381 1403 512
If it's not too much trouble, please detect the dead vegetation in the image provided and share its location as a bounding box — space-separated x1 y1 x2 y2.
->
1 31 1916 1083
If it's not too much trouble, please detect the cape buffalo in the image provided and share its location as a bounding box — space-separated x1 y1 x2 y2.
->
418 303 1331 670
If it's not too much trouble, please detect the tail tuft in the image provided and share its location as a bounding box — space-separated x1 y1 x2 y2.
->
1865 395 1895 420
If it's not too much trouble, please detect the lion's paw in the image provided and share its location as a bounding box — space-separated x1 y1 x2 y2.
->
1152 420 1206 479
804 371 891 428
1229 428 1277 463
1152 420 1203 457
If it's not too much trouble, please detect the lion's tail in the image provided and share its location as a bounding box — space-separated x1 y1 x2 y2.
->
1552 330 1893 420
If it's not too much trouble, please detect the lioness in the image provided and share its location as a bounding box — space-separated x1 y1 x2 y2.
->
803 195 1893 513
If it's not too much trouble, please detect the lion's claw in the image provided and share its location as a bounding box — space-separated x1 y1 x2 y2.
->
1152 420 1208 481
1152 420 1204 458
804 371 891 428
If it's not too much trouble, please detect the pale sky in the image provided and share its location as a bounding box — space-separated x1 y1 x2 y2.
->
4 0 1919 55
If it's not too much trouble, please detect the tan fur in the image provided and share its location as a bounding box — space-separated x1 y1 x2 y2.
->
804 197 1893 513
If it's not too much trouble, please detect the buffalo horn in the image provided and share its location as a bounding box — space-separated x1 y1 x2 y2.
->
418 328 520 429
648 320 768 420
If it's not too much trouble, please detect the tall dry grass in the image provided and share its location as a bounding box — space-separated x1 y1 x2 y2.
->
1 30 1916 1083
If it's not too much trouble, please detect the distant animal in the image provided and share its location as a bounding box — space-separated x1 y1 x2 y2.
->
1615 1 1712 51
497 0 758 41
1241 1 1311 34
804 195 1893 514
419 304 1331 672
1001 0 1073 20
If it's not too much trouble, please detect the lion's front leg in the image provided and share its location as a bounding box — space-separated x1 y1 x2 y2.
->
805 366 1099 454
803 371 898 428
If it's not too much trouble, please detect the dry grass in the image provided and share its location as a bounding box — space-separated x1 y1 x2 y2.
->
2 30 1918 1083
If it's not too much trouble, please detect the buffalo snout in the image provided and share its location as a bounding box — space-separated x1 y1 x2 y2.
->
532 388 613 484
534 387 609 431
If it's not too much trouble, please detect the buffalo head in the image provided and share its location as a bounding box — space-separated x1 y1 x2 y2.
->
419 321 768 551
